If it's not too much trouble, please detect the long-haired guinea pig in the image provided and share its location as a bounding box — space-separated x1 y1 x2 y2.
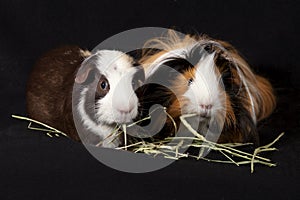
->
26 45 145 147
139 30 276 145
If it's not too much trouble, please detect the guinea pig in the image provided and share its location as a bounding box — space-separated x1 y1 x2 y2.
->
139 30 276 145
26 45 145 148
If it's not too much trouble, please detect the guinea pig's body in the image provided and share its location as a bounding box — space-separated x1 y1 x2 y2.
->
27 46 144 147
139 31 276 145
27 46 89 141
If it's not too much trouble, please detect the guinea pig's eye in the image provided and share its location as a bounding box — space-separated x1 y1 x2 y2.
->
100 81 108 90
96 75 110 99
188 78 193 86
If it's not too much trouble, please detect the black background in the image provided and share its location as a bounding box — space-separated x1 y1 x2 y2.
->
0 0 299 199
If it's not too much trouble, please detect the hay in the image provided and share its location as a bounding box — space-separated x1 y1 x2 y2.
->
11 114 284 173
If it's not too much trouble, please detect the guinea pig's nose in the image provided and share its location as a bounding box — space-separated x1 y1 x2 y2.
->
116 106 134 114
200 104 212 110
199 104 212 118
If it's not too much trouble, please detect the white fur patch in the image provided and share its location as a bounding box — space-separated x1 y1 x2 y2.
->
93 50 139 124
145 44 198 79
144 42 226 118
182 53 225 117
76 50 140 148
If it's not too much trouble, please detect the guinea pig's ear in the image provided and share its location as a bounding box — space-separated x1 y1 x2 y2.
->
75 53 99 84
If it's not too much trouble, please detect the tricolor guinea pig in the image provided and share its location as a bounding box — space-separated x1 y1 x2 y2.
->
26 46 145 148
139 30 276 145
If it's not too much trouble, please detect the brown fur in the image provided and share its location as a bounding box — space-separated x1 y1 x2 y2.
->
140 30 276 144
26 45 90 141
253 75 276 121
213 40 276 122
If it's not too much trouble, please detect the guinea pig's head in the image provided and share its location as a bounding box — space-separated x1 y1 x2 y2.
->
175 52 227 119
140 30 275 144
75 50 145 125
141 37 228 122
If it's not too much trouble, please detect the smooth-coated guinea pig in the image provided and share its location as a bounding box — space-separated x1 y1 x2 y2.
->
27 46 145 147
140 30 276 145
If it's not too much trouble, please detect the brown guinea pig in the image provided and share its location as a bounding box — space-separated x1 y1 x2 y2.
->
139 30 276 145
27 46 145 147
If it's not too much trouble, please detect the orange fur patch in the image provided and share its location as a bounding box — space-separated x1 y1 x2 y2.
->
139 29 276 143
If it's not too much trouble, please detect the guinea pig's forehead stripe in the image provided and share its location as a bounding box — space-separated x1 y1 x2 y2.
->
187 45 208 66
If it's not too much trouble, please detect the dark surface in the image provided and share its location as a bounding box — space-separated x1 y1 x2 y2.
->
0 0 299 199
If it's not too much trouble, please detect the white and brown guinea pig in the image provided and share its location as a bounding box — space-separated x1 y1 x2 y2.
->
27 46 145 147
140 30 276 145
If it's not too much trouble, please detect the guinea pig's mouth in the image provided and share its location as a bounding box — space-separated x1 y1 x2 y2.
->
182 107 213 120
113 109 138 124
195 113 212 121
